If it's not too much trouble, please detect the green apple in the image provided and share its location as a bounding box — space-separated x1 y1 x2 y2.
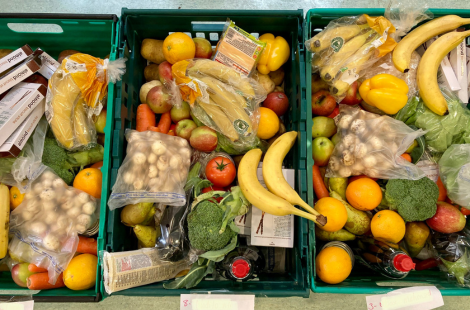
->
11 263 36 287
406 140 418 153
312 137 334 166
331 133 340 145
170 101 191 123
94 109 107 134
312 116 336 138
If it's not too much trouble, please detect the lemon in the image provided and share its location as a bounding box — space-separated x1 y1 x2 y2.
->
64 254 97 290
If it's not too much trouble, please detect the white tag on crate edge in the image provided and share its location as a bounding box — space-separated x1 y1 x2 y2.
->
0 300 34 310
180 294 254 310
366 286 444 310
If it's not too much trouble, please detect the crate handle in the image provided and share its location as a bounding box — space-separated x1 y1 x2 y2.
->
191 21 225 32
7 23 63 33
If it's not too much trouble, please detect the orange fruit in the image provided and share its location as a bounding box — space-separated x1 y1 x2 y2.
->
371 210 406 243
64 254 97 290
314 197 348 232
163 32 196 64
73 168 102 199
257 107 280 139
316 246 352 284
346 178 382 211
9 186 25 210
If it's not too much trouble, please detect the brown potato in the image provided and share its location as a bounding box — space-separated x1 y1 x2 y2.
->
311 74 329 94
269 67 285 86
139 80 162 104
144 64 160 81
141 39 165 64
274 85 284 93
257 73 275 94
58 49 81 63
0 49 13 59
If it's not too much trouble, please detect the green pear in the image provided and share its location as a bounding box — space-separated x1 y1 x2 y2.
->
141 206 157 226
134 225 159 248
315 226 356 241
121 203 155 227
330 191 370 235
329 177 348 200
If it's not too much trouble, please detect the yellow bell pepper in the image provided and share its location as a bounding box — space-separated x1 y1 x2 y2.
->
359 74 409 115
257 33 290 75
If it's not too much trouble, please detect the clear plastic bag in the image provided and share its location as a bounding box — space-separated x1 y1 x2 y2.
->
439 144 470 209
172 59 267 149
0 118 48 193
9 168 99 284
46 54 126 150
384 0 432 40
326 105 426 180
108 130 192 210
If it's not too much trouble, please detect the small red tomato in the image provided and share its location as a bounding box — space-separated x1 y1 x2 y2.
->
202 185 225 203
205 157 236 187
90 161 103 170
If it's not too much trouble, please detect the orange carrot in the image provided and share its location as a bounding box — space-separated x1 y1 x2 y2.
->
136 104 156 132
401 153 412 162
436 176 447 201
28 264 47 273
313 165 329 199
158 111 171 134
148 126 160 132
77 236 98 255
27 273 65 290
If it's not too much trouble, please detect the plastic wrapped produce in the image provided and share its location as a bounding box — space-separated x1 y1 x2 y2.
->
326 105 426 180
439 144 470 209
108 130 192 210
9 169 98 284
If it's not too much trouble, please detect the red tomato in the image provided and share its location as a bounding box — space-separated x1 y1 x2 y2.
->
202 185 225 203
90 161 103 169
205 157 236 187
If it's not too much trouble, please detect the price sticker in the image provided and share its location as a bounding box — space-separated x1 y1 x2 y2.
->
366 286 443 310
0 301 34 310
180 294 254 310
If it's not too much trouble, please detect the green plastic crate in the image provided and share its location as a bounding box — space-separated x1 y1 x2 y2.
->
104 8 310 298
0 13 118 302
305 8 470 296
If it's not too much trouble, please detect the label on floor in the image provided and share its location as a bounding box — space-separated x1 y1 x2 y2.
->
180 294 254 310
366 286 443 310
0 300 34 310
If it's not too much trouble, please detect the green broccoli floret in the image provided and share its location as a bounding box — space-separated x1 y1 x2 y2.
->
42 137 104 185
385 177 439 222
187 200 236 251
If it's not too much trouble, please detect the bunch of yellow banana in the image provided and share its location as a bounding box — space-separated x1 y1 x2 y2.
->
187 60 260 142
238 132 327 226
49 68 94 150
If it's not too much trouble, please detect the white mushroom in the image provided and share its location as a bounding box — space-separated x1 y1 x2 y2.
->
148 178 162 191
178 138 189 148
328 157 341 172
363 155 378 168
25 201 39 213
342 134 356 149
42 201 56 212
350 119 366 135
180 147 191 160
39 189 55 201
75 224 87 234
42 179 52 189
67 206 81 218
133 152 147 165
147 153 157 164
61 200 74 210
22 211 33 221
29 221 47 236
52 178 66 189
354 143 368 159
338 114 353 130
342 150 355 166
151 140 167 155
82 202 96 215
169 155 182 170
77 192 90 204
123 172 135 184
76 214 92 228
338 166 352 178
157 156 169 171
148 165 158 178
133 179 144 190
41 170 56 181
56 216 69 230
44 212 58 225
351 161 365 175
33 183 44 194
364 168 380 178
24 192 34 201
369 136 383 150
43 234 60 251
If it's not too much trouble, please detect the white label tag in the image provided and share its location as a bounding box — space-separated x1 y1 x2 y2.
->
340 68 359 84
0 300 34 310
65 59 86 73
180 294 254 310
366 286 444 310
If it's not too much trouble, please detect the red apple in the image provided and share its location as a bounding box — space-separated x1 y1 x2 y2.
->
312 90 336 116
24 74 48 88
190 126 218 152
327 105 339 119
341 81 362 105
426 202 466 234
11 263 36 287
176 119 197 140
94 109 107 134
158 61 173 85
263 92 289 116
146 85 172 114
170 101 191 123
193 38 213 59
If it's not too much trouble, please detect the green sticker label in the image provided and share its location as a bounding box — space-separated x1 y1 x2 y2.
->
331 37 344 53
234 119 249 134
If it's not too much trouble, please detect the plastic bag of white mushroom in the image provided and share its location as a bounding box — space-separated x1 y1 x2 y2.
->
325 105 427 180
107 130 192 211
9 169 99 284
